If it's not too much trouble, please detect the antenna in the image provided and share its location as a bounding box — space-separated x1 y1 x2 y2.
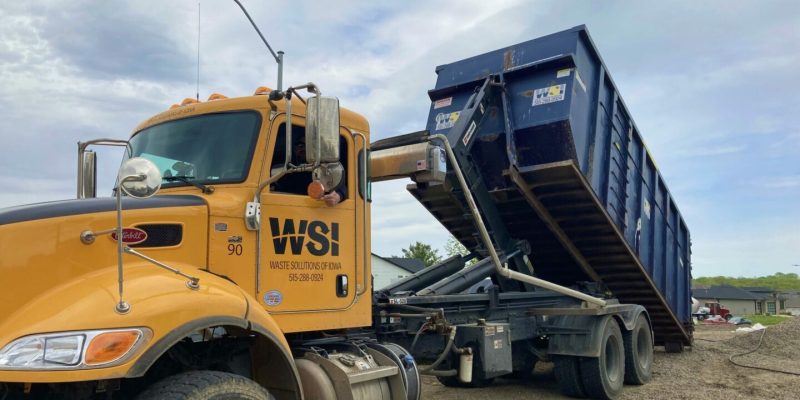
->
196 1 201 101
233 0 284 94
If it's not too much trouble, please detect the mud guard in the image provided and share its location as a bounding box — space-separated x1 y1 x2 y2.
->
546 305 649 358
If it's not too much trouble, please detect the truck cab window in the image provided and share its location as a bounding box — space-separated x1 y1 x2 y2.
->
128 112 261 187
270 123 349 199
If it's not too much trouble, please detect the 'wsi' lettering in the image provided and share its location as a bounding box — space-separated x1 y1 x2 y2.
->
269 218 339 256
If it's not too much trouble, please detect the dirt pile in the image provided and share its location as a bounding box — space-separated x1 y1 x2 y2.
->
422 322 800 400
723 316 800 374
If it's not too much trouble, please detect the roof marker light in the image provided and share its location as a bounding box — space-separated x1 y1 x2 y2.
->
254 86 272 95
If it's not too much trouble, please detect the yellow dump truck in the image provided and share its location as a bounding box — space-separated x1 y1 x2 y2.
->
1 25 693 400
0 86 385 399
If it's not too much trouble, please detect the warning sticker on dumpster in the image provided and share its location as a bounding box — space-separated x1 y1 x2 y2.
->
435 111 460 130
433 97 452 109
462 121 477 146
532 84 566 106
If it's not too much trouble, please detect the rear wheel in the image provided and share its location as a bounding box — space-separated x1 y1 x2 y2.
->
553 356 586 398
623 314 653 385
509 342 537 380
579 318 624 400
135 371 270 400
664 341 684 353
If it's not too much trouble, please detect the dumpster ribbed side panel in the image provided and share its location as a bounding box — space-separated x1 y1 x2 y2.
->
417 25 692 342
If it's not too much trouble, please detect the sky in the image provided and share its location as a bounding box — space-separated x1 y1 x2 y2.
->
0 1 798 278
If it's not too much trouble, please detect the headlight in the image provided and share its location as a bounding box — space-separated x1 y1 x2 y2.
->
0 328 150 370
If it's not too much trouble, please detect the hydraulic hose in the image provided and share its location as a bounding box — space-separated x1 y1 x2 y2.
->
419 327 457 373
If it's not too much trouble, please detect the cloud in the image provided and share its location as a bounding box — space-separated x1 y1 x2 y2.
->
34 1 195 82
0 0 798 278
758 176 800 190
692 224 800 278
371 180 453 256
679 145 745 158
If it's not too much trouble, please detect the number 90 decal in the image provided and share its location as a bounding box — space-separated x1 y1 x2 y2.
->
228 243 243 256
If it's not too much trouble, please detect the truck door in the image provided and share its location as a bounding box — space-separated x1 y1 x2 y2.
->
257 117 358 313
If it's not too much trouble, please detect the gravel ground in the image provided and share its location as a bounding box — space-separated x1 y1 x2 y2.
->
421 317 800 399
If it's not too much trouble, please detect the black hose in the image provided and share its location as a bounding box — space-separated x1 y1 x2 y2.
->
419 329 456 373
728 328 800 376
409 322 430 354
423 369 458 377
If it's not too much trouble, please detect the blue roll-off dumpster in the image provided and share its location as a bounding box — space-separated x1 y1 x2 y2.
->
410 25 692 345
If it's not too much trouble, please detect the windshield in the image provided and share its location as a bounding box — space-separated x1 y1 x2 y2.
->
127 111 261 187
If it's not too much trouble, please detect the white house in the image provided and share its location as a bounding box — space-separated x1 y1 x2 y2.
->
372 254 425 291
784 293 800 316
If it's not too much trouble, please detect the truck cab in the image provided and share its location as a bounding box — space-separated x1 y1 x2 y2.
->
0 88 385 400
125 92 373 332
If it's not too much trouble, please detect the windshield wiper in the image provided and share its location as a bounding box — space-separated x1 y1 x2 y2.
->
163 175 215 194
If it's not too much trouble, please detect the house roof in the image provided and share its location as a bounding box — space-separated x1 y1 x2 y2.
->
741 287 775 293
692 285 767 300
372 253 425 274
384 257 425 273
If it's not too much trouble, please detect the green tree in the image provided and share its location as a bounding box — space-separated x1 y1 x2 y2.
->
444 236 476 266
693 273 800 291
397 241 441 268
444 236 468 257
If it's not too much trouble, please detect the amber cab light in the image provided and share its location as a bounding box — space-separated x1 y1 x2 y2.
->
253 86 272 95
84 330 142 365
207 93 228 101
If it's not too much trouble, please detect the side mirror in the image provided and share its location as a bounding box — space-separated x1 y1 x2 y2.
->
78 150 97 199
118 158 162 198
312 162 344 194
306 96 340 164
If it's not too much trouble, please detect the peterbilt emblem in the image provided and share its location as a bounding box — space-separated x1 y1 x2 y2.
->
110 228 148 245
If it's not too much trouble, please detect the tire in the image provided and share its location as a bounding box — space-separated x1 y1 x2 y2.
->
664 341 684 353
509 357 537 380
623 314 653 385
553 356 587 398
579 318 625 400
724 314 732 321
135 371 271 400
509 342 537 380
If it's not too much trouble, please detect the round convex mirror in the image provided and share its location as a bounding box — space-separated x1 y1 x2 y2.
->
119 157 162 198
312 163 344 195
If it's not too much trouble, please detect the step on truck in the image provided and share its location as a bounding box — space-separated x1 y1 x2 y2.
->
0 25 691 400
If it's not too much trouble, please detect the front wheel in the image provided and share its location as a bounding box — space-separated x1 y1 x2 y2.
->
135 371 271 400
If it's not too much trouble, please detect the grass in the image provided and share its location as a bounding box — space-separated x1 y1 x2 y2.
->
744 314 794 326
